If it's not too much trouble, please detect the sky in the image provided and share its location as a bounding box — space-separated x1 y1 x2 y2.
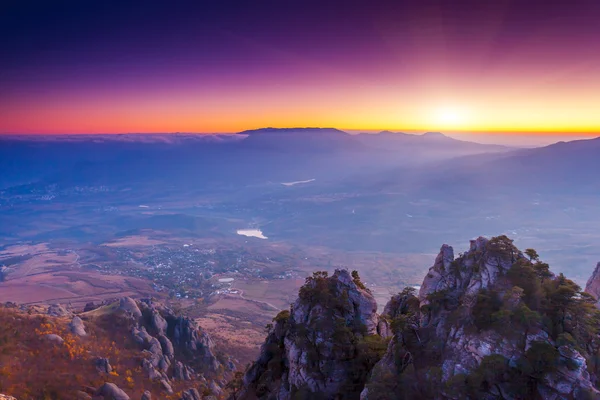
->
1 0 600 141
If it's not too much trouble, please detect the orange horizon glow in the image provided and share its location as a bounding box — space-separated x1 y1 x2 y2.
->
2 2 600 137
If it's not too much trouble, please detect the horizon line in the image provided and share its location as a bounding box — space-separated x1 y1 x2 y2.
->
1 128 599 136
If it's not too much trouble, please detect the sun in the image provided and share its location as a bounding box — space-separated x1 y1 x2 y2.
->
433 106 466 127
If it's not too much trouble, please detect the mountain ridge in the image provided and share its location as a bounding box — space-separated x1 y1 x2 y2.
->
235 236 600 400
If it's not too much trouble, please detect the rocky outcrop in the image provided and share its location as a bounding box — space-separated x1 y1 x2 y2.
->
237 236 600 400
158 334 174 359
239 269 381 399
179 388 202 400
151 309 168 335
171 316 220 372
76 391 92 400
119 297 142 319
361 236 600 400
159 379 173 394
123 298 223 395
95 383 130 400
70 316 87 336
172 361 195 380
585 262 600 304
47 303 71 317
95 357 112 374
419 236 521 307
140 391 151 400
0 394 17 400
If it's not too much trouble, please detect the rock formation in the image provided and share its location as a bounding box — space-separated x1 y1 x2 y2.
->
126 297 223 395
179 388 202 400
585 262 600 303
119 297 142 319
95 382 130 400
0 299 224 400
70 316 87 336
239 269 383 399
362 236 600 399
237 236 600 400
95 357 112 374
47 303 71 317
44 333 64 344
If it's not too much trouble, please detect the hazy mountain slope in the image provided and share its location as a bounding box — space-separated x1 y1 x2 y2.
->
354 131 510 154
399 136 600 197
238 128 365 153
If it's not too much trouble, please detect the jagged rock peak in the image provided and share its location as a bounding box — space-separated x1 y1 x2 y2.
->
419 235 523 306
238 268 384 399
362 235 600 400
293 268 379 334
585 261 600 302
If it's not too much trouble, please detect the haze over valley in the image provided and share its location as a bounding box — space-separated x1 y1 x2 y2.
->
2 129 599 306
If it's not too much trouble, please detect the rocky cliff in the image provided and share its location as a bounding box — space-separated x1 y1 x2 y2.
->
364 236 600 399
585 262 600 304
238 269 387 399
237 236 600 400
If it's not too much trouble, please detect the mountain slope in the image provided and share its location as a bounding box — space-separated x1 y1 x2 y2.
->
0 298 231 399
237 128 364 153
354 131 509 154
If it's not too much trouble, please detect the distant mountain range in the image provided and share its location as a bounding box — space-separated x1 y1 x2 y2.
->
1 128 599 279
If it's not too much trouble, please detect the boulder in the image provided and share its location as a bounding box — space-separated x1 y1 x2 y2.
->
158 334 174 359
95 357 112 374
160 379 173 394
151 309 168 335
141 358 162 380
172 361 194 381
140 391 151 400
132 326 153 345
70 316 87 336
44 333 64 345
95 383 130 400
119 297 142 319
76 390 92 400
179 388 201 400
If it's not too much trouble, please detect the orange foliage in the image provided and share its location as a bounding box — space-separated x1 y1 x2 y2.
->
0 306 216 399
